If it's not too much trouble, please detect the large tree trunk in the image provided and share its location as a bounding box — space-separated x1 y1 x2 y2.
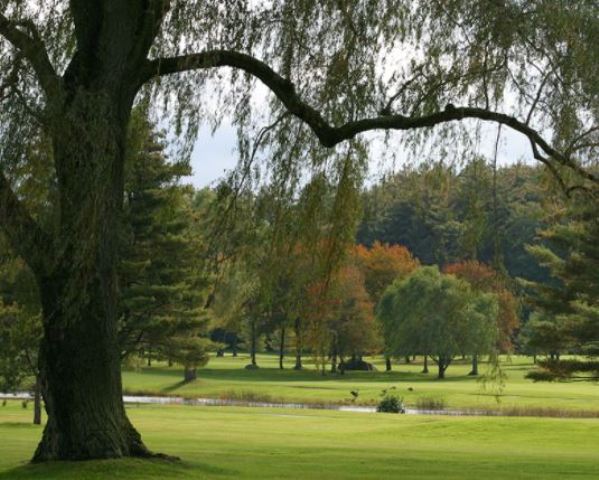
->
33 374 42 426
422 355 429 374
34 267 149 461
385 355 392 372
32 92 151 462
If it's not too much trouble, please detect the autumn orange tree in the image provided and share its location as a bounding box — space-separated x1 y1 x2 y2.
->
444 261 519 375
354 242 419 370
354 242 420 300
304 263 377 374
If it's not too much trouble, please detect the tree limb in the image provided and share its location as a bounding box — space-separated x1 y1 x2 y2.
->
0 168 51 276
144 50 597 185
0 13 61 100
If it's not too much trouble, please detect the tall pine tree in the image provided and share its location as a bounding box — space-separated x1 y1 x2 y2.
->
524 193 599 380
118 110 212 381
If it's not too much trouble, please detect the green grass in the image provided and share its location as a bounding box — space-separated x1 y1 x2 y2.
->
2 401 599 479
122 353 599 414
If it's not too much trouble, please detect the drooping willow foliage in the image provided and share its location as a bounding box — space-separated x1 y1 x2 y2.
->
1 0 598 264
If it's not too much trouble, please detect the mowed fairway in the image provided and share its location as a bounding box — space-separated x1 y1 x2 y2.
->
122 354 599 414
1 401 599 479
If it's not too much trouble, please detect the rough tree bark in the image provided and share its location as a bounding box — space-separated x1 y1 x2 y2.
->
33 374 42 426
32 90 154 461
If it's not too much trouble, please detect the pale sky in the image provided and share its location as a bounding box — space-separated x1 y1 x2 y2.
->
189 119 534 189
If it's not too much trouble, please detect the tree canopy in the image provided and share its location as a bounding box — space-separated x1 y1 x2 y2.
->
378 266 498 379
523 195 599 380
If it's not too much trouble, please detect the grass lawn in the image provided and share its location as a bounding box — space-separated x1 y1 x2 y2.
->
1 401 599 479
122 353 599 414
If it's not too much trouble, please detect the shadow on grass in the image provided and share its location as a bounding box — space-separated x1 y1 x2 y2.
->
0 457 236 480
162 380 188 393
131 366 477 385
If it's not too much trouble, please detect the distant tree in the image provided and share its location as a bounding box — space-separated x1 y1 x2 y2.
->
353 241 419 370
456 158 493 261
378 266 498 379
523 196 599 380
118 109 212 380
444 261 519 374
353 242 419 299
0 243 42 424
519 312 567 363
304 264 377 374
358 163 550 283
162 336 211 382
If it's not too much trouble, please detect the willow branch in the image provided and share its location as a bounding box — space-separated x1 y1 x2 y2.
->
0 168 50 275
144 50 598 184
0 13 61 100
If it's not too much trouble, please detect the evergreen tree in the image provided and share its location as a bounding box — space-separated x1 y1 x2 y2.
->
524 194 599 380
118 110 212 380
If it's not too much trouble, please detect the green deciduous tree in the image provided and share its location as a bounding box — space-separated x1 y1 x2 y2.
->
378 266 498 379
444 261 519 374
0 239 42 425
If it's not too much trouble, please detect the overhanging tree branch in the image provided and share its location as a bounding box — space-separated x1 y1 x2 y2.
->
144 50 598 185
0 13 61 100
0 168 50 276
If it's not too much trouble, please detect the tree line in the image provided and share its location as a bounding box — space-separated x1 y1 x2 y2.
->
3 112 597 408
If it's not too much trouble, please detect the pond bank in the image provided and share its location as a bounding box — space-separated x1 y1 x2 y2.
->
0 392 533 417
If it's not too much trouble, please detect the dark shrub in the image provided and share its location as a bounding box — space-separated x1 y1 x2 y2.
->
377 393 405 413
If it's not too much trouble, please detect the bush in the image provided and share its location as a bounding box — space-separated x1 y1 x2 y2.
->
377 393 405 413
